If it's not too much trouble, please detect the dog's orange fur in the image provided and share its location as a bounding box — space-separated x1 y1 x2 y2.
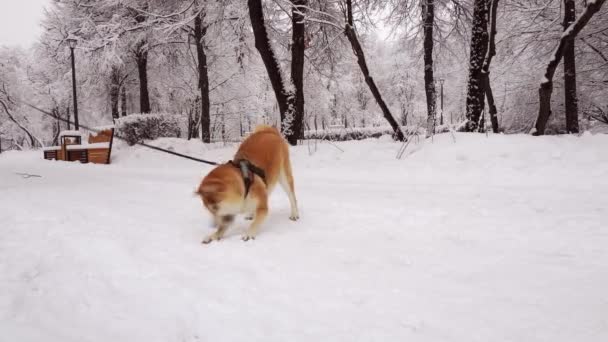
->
196 125 299 243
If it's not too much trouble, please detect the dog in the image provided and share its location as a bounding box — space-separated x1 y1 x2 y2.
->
195 125 299 243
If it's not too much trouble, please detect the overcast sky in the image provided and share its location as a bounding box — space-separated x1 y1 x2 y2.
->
0 0 50 48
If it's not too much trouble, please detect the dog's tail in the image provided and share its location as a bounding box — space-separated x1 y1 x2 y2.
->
254 124 281 135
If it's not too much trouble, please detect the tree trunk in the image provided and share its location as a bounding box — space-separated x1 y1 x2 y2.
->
187 107 193 140
563 0 578 133
481 0 499 133
533 0 606 135
121 85 127 116
247 0 294 127
344 0 405 141
194 10 211 143
110 67 120 120
422 0 436 137
286 0 307 145
191 97 200 139
52 107 61 145
135 41 151 114
66 104 71 130
464 0 490 131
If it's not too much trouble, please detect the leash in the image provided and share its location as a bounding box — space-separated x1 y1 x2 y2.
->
21 101 219 166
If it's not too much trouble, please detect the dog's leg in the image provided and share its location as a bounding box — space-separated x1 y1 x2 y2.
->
280 160 299 221
242 205 268 241
202 225 228 244
202 215 234 244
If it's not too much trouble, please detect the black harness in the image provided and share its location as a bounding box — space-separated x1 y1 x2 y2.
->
229 159 267 196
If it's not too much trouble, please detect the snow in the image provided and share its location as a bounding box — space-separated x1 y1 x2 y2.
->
66 142 110 150
58 130 84 137
92 125 115 131
41 146 61 151
1 133 608 341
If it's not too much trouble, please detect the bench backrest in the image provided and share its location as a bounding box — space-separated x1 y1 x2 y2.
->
88 129 114 144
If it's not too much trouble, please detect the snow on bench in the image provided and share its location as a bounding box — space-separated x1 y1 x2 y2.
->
66 142 111 150
59 130 85 138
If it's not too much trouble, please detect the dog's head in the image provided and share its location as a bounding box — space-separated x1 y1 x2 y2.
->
195 174 240 227
196 180 225 213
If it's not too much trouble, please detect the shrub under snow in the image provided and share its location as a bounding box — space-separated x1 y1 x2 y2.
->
304 125 425 141
115 113 181 146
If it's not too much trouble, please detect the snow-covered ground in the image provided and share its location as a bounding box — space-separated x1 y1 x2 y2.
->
1 133 607 342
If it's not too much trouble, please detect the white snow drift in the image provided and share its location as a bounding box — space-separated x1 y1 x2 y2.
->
1 133 607 342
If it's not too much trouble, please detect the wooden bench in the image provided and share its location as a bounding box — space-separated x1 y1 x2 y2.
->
43 127 114 164
43 131 83 161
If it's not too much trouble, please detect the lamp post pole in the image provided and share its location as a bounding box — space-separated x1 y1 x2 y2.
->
68 38 79 130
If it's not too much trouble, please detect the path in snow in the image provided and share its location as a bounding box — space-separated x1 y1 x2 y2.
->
1 133 607 341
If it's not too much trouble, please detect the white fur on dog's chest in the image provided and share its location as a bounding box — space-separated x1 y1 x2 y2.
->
241 196 258 215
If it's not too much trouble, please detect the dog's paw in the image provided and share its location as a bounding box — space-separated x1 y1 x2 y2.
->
202 235 220 244
244 215 254 221
289 214 300 221
241 234 256 242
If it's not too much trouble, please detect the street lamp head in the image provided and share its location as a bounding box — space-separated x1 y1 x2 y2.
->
439 78 445 85
67 37 78 49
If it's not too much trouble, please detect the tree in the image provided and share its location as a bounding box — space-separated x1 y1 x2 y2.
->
533 0 607 135
134 41 151 113
343 0 405 141
193 5 211 142
481 0 499 133
248 0 295 135
464 0 490 132
562 0 578 133
0 49 43 148
288 0 308 145
421 0 436 136
247 0 309 146
133 6 151 114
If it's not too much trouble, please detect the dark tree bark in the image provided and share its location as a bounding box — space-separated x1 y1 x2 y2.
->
422 0 436 137
286 0 307 145
563 0 579 133
187 103 197 140
121 85 127 116
110 67 120 120
533 0 606 135
66 104 71 130
52 107 61 145
481 0 499 133
464 0 490 131
194 9 211 143
190 96 200 139
344 0 405 141
135 41 151 114
248 0 294 127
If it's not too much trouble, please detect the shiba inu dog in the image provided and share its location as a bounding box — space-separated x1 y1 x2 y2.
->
195 125 299 243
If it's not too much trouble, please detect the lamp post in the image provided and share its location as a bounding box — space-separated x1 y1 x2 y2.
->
438 78 445 125
67 37 79 130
